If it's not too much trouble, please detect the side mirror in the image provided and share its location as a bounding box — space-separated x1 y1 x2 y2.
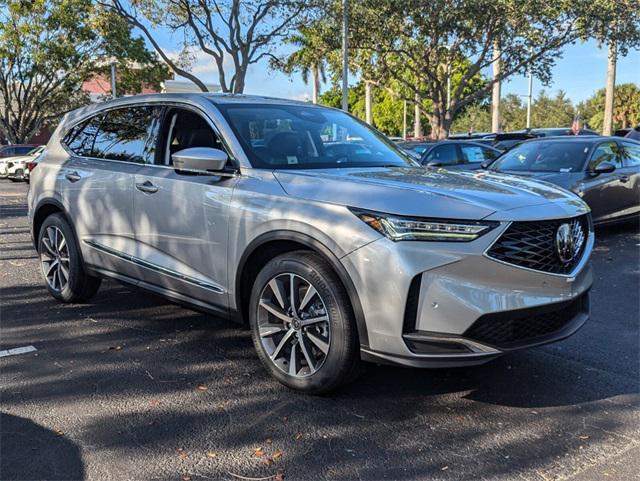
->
591 161 616 175
172 147 228 172
426 161 442 168
480 160 492 170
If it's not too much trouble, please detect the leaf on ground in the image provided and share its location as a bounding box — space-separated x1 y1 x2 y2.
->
275 469 285 481
265 437 273 444
206 451 217 458
177 448 188 460
579 435 590 440
254 447 265 457
54 430 64 436
263 458 273 466
272 450 282 460
441 466 449 471
181 475 191 481
294 433 303 440
196 384 208 391
149 399 161 406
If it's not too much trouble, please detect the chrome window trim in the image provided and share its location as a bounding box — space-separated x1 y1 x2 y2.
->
83 239 225 294
59 99 249 170
482 218 594 279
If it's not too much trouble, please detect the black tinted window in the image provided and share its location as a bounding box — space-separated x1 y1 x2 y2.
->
426 144 458 164
491 141 591 172
92 107 160 163
15 146 33 155
619 141 640 167
63 116 102 157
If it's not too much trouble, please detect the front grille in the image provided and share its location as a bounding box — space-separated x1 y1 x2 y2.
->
464 293 588 349
486 215 589 274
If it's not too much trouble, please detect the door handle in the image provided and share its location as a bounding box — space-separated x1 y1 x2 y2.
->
135 180 159 194
65 171 81 183
619 175 630 183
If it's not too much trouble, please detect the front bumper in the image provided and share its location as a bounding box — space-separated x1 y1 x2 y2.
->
341 221 593 368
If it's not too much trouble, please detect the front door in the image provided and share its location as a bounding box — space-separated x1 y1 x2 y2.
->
132 105 237 312
581 141 626 223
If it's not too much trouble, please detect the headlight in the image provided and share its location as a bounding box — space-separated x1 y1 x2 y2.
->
350 208 498 242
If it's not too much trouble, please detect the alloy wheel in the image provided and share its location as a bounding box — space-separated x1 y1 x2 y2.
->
40 226 70 292
257 273 331 377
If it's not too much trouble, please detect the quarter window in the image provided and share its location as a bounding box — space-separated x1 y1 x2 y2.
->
92 107 161 163
619 141 640 167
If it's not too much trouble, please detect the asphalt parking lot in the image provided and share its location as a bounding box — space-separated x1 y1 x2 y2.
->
1 179 639 481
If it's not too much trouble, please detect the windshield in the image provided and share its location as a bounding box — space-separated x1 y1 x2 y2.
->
490 141 591 173
215 103 417 169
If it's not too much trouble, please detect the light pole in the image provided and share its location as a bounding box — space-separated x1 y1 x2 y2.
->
526 70 533 129
110 62 117 99
341 0 349 111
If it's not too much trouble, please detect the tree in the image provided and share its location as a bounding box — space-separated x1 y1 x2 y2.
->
272 24 330 104
578 83 640 131
530 90 575 128
106 0 309 93
0 0 168 144
346 0 595 138
580 0 640 135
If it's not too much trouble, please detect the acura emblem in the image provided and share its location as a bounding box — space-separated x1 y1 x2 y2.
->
555 221 584 264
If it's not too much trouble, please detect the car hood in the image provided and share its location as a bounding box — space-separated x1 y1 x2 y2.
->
274 167 588 220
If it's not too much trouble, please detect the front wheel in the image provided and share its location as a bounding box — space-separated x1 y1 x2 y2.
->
249 251 361 394
38 213 101 302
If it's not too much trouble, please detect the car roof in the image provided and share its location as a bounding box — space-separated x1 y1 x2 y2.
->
521 135 621 144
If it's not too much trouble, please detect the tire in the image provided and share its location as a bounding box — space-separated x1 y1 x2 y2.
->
249 250 361 394
37 213 101 302
9 169 23 182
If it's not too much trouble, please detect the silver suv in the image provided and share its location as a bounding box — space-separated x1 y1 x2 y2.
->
28 94 593 393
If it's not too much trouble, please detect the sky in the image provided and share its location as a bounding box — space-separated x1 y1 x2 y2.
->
152 29 639 105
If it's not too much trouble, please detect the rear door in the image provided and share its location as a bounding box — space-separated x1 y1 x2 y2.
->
580 141 625 223
132 104 238 311
61 106 160 278
423 143 460 167
617 140 640 218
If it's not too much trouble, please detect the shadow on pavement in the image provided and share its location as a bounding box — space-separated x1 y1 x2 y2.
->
0 412 84 480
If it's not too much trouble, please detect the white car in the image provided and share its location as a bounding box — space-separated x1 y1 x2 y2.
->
5 146 44 182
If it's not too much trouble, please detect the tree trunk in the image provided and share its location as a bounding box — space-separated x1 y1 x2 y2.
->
603 39 617 136
413 92 422 138
491 39 501 133
365 80 373 125
312 64 320 104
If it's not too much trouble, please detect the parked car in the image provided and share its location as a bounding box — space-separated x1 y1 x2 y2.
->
29 94 593 393
418 140 501 169
0 144 38 158
514 128 600 137
487 136 640 225
5 146 45 182
625 124 640 141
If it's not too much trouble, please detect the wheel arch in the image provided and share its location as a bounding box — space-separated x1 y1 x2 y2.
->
32 199 78 253
235 230 369 348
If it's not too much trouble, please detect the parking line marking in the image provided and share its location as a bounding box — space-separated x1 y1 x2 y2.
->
0 345 37 358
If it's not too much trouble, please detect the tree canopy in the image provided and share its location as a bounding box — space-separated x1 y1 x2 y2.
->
0 0 168 143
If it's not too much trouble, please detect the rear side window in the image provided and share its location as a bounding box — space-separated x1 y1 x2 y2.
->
63 116 103 157
460 144 497 163
619 141 640 167
92 106 161 164
15 146 33 155
1 147 15 156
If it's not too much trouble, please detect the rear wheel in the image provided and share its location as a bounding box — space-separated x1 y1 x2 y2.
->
249 251 360 393
9 169 24 182
38 214 101 302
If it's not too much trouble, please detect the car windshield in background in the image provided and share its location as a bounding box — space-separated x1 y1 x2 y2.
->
216 103 417 169
490 141 591 173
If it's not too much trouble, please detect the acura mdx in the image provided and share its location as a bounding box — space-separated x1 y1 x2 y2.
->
28 94 593 393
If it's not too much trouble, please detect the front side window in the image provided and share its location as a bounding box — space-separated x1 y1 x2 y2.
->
619 141 640 167
588 142 622 170
216 103 416 169
92 106 161 164
491 141 592 173
425 144 459 165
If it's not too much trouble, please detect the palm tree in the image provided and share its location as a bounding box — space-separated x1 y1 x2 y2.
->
278 26 328 104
